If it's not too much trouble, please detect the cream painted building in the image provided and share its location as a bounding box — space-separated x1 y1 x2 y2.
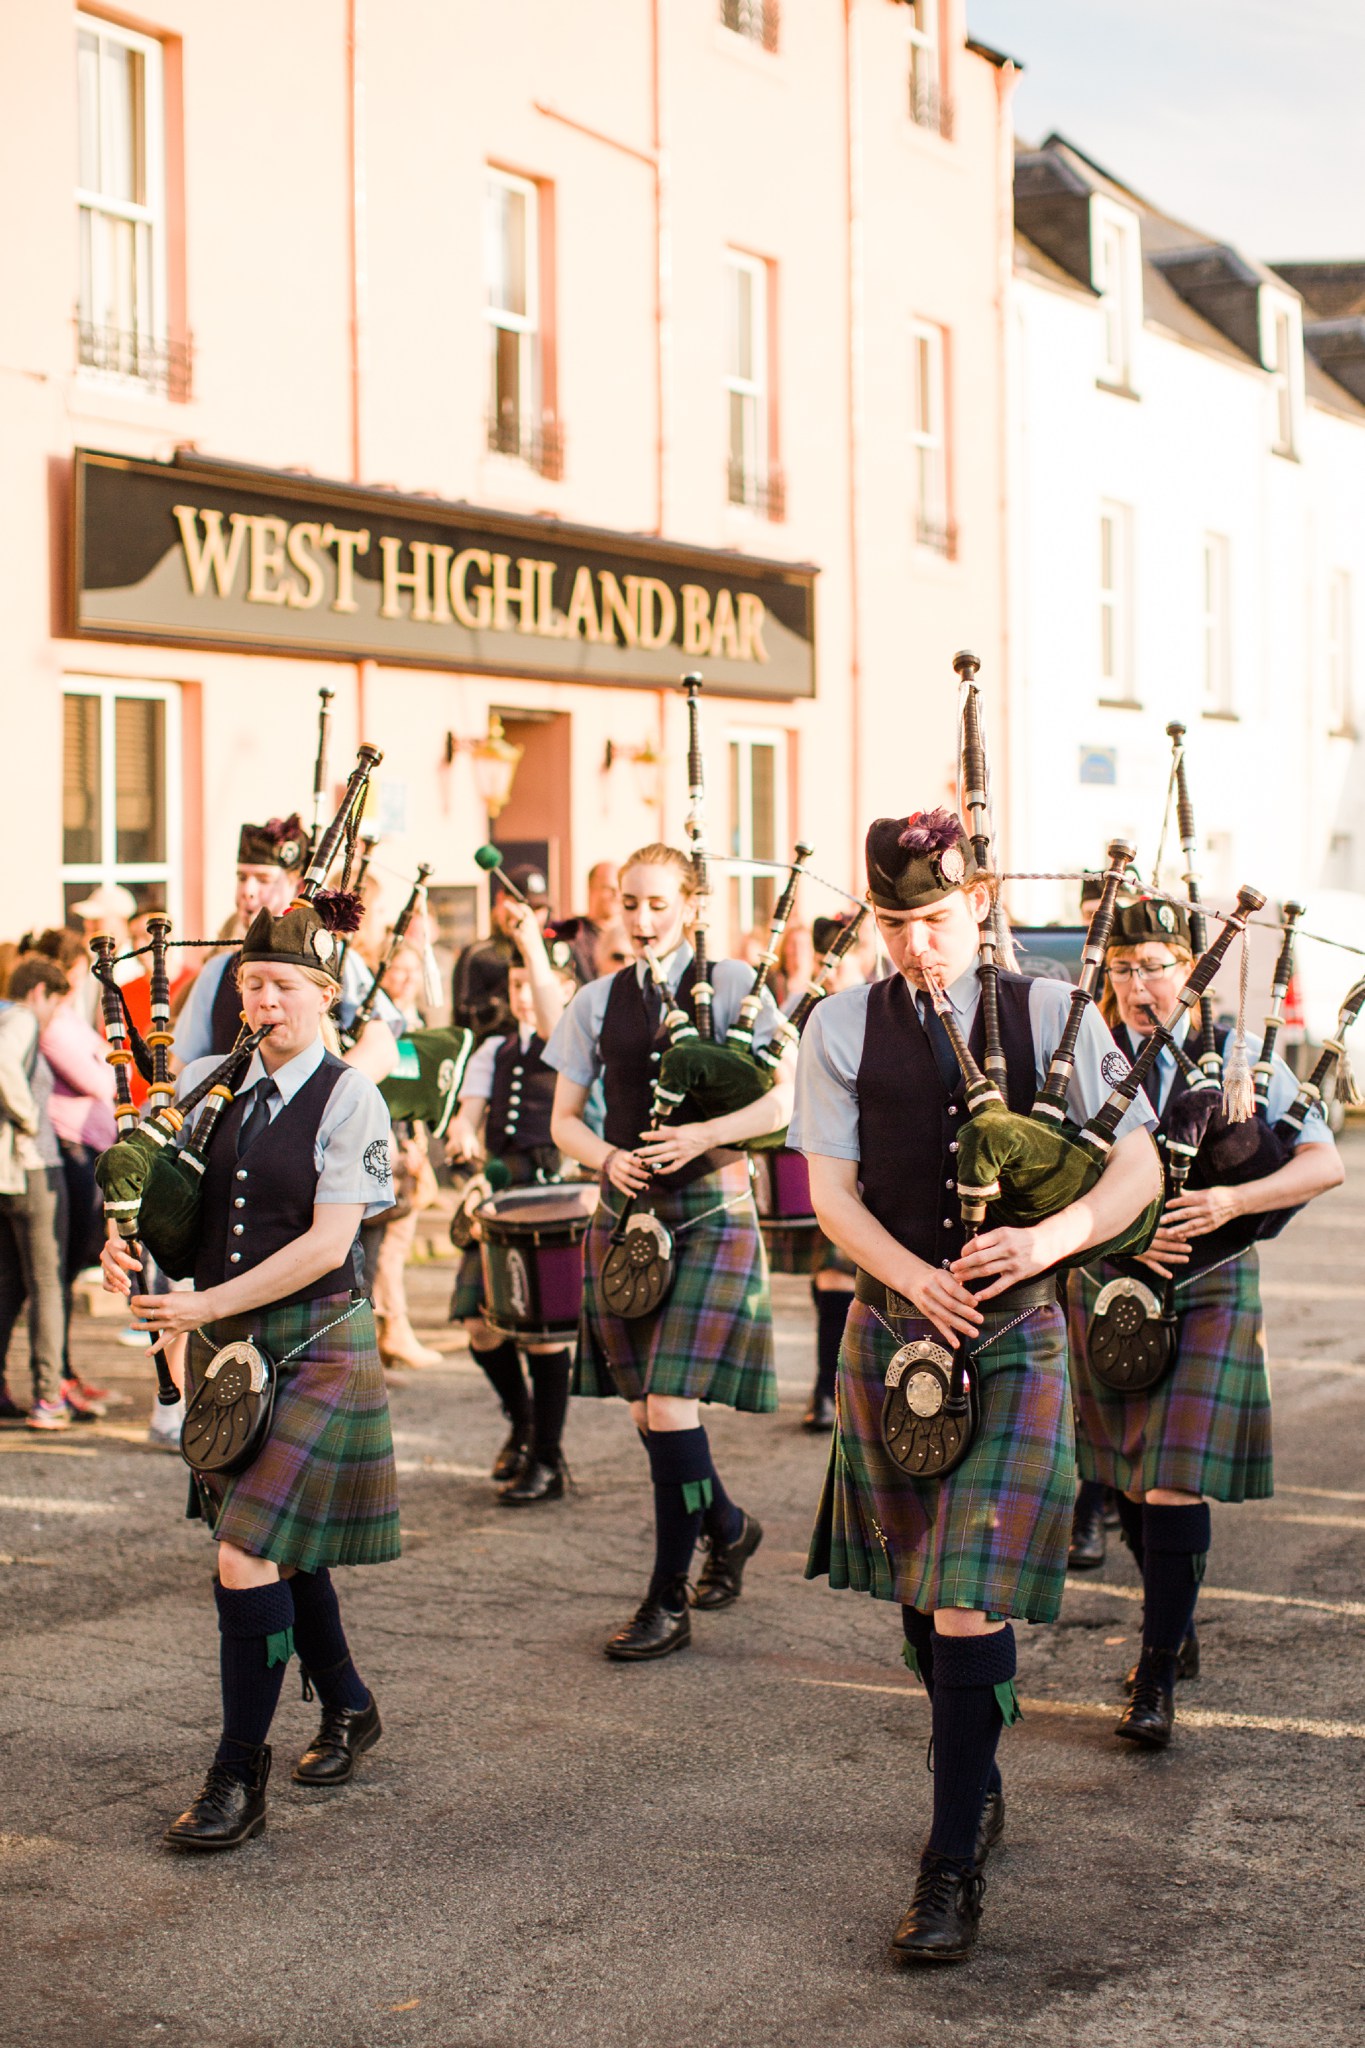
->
1006 135 1365 1008
1 0 1016 963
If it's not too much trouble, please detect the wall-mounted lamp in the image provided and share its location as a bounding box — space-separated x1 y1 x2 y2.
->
444 713 524 819
603 736 663 809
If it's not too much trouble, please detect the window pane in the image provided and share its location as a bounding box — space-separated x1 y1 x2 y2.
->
77 30 100 191
751 744 777 863
729 387 752 470
114 695 165 863
63 694 102 865
493 325 522 423
730 265 754 382
729 742 742 856
78 207 94 326
1101 606 1115 680
101 39 143 205
1100 516 1114 591
488 182 528 317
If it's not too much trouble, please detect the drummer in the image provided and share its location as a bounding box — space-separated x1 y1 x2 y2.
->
546 842 796 1661
445 906 580 1504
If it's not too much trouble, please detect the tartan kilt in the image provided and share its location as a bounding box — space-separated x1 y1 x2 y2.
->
805 1300 1073 1622
1067 1251 1272 1501
577 1163 777 1412
185 1291 401 1572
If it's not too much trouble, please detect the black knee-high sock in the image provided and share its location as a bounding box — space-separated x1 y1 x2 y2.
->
472 1339 530 1430
700 1430 744 1546
644 1427 711 1605
1114 1490 1146 1571
813 1289 853 1402
214 1579 295 1777
902 1607 1001 1798
290 1568 369 1711
525 1348 571 1461
1142 1502 1210 1668
1075 1477 1107 1520
927 1627 1019 1866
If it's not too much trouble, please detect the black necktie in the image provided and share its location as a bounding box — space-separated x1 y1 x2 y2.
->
641 973 664 1034
236 1077 276 1157
917 994 961 1094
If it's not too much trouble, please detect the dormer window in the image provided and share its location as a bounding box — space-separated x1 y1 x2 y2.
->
1261 288 1304 457
1090 197 1140 392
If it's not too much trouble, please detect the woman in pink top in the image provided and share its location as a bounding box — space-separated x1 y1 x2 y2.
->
27 931 116 1278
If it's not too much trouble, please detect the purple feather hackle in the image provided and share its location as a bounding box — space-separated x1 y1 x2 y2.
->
897 808 964 855
264 811 304 845
313 888 364 934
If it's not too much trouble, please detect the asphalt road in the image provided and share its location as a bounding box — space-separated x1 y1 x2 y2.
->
3 1133 1364 2048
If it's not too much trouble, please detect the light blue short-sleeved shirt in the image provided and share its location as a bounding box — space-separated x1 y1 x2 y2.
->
789 963 1159 1161
173 947 402 1067
176 1035 395 1218
543 942 781 1088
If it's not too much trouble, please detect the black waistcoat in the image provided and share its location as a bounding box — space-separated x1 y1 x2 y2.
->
487 1030 557 1156
855 970 1036 1268
209 952 244 1056
599 962 742 1188
194 1051 361 1305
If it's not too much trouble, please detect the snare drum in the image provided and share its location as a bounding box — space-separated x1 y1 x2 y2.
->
753 1147 819 1275
478 1183 598 1343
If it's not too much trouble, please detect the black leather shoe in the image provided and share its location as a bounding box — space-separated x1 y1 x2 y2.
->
497 1456 565 1506
293 1694 382 1784
491 1424 531 1484
604 1583 691 1661
1124 1626 1198 1693
802 1390 836 1433
1116 1652 1176 1748
1102 1489 1122 1530
1067 1503 1107 1571
691 1513 764 1611
890 1854 985 1963
164 1746 270 1851
975 1788 1005 1864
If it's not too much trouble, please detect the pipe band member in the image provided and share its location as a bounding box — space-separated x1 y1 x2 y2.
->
545 843 796 1661
790 810 1160 1965
802 912 872 1433
102 898 401 1853
446 905 580 1504
1067 896 1342 1749
172 816 402 1083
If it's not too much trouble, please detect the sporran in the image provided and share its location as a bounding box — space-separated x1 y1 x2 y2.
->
181 1337 277 1476
600 1209 676 1319
1086 1273 1177 1393
879 1338 980 1480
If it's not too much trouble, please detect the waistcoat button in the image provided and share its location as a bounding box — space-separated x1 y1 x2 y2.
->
232 1224 244 1236
233 1197 245 1209
229 1252 241 1264
949 1141 958 1154
948 1106 958 1118
235 1169 248 1181
945 1179 954 1189
943 1218 953 1228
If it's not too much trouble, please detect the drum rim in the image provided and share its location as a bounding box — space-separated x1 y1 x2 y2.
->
477 1184 598 1238
482 1310 580 1344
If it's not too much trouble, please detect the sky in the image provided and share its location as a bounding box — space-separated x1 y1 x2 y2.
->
965 0 1365 262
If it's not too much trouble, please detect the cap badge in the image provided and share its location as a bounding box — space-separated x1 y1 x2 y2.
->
278 840 302 870
312 928 335 963
937 846 966 886
1157 904 1176 932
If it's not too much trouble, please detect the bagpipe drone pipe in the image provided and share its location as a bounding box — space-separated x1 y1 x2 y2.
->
93 744 384 1344
925 655 1273 1270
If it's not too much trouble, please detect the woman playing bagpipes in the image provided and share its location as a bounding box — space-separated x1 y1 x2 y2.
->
791 809 1161 1966
545 843 795 1661
1066 896 1343 1750
101 895 400 1853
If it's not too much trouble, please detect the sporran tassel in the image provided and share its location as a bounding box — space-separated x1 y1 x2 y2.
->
1222 929 1255 1123
418 883 443 1012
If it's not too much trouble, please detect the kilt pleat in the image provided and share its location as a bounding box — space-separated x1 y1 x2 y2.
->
1067 1251 1272 1501
577 1165 777 1412
806 1300 1073 1622
187 1292 401 1571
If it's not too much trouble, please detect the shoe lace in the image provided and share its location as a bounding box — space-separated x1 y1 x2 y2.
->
1128 1670 1168 1716
913 1854 985 1914
199 1760 248 1810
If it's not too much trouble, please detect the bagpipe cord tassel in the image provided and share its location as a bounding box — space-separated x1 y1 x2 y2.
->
1222 929 1255 1124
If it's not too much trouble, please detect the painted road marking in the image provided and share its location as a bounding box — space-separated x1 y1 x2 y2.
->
794 1678 1365 1742
1065 1579 1365 1620
1269 1358 1365 1377
1278 1484 1365 1502
1276 1512 1365 1532
1262 1281 1365 1302
0 1495 120 1517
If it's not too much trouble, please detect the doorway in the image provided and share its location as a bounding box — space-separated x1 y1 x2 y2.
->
491 711 572 918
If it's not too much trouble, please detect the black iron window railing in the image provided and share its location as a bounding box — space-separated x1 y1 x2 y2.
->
916 511 957 557
727 459 786 521
486 410 566 481
76 322 192 400
721 0 779 54
910 78 953 140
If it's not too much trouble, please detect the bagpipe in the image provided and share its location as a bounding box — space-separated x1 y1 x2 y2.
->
93 745 384 1351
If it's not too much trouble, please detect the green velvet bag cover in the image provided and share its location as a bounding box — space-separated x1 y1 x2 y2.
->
137 1149 207 1282
378 1027 474 1135
656 1040 774 1131
954 1106 1161 1266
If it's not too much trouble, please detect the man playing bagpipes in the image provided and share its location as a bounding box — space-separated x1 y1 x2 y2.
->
1066 894 1344 1749
791 808 1162 1965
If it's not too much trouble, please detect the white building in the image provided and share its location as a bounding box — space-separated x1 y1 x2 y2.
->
1005 135 1365 986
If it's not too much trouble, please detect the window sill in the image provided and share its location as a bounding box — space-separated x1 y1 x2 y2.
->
1201 708 1240 723
1329 726 1357 742
715 25 783 70
1271 442 1302 464
1095 376 1140 402
1097 696 1143 711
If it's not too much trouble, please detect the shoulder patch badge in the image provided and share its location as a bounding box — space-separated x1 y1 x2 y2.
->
1101 1048 1131 1086
363 1139 392 1182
